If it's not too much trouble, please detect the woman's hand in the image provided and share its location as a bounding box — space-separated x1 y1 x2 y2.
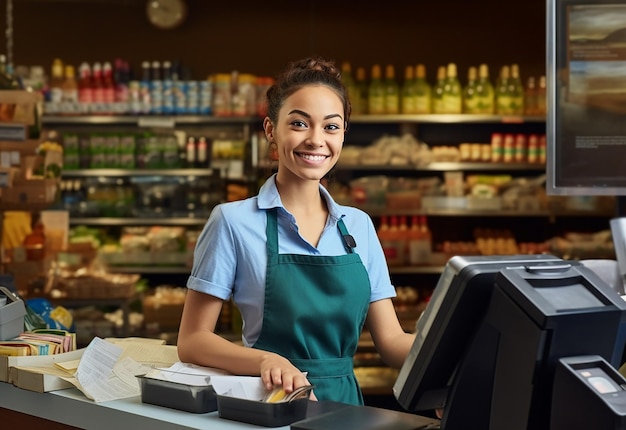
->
259 352 313 396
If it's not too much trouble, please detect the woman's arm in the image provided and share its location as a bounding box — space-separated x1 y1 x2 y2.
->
366 298 415 368
177 289 310 392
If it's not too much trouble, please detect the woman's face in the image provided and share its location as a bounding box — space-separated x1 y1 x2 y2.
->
266 85 345 183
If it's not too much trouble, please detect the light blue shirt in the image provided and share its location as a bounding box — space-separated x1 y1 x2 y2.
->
187 174 396 346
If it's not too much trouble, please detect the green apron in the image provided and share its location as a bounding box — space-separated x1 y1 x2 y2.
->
252 208 371 405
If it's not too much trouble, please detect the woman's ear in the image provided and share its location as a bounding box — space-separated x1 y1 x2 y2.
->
263 117 274 142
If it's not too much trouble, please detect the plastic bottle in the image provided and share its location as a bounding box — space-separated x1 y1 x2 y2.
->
196 136 208 168
368 64 385 115
409 216 432 265
186 136 196 168
414 64 432 114
61 65 78 113
91 62 105 113
49 58 65 107
77 62 93 113
102 61 116 109
383 64 400 115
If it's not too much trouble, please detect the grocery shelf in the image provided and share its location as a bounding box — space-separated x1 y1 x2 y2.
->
335 162 545 172
61 168 215 177
103 266 191 274
42 115 260 126
69 217 208 226
360 207 616 218
350 114 546 124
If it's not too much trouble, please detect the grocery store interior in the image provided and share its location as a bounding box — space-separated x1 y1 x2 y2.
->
1 0 623 414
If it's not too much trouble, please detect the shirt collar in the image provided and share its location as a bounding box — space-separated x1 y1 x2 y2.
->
257 174 345 223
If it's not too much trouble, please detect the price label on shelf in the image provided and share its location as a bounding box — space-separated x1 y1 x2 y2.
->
137 117 176 128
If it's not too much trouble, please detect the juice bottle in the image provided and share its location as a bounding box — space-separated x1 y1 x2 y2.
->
49 58 65 106
61 65 78 112
77 62 93 113
368 64 385 115
340 61 356 106
91 62 105 113
524 76 537 116
102 61 116 113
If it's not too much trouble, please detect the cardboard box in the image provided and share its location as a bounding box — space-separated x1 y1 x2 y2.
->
1 178 57 205
0 286 26 341
0 90 41 126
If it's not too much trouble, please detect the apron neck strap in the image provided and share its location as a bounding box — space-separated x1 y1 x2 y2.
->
266 208 355 254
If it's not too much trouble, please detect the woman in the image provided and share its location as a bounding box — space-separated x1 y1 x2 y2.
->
177 57 415 405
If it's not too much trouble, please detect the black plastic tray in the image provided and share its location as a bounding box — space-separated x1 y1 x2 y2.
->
137 375 218 413
216 394 309 427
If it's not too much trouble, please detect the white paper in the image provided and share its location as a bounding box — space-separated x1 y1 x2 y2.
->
144 362 266 400
69 337 151 402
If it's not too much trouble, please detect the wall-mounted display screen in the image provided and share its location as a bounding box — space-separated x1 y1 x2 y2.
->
547 0 626 195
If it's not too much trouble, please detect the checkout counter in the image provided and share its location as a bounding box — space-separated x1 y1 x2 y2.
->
0 381 440 430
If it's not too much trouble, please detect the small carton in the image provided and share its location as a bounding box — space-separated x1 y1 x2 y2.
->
0 286 26 341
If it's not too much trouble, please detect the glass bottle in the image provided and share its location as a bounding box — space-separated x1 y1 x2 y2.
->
474 64 495 114
383 64 400 115
536 75 546 116
509 64 524 115
524 76 537 116
368 64 385 115
340 61 356 107
432 65 446 114
353 67 368 115
414 64 432 114
462 66 478 114
442 63 462 114
495 65 512 115
401 65 416 115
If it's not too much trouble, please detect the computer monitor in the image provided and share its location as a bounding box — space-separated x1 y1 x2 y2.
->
393 255 626 430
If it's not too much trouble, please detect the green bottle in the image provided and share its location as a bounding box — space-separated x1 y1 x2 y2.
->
341 61 356 109
509 64 524 115
442 63 462 114
432 65 446 114
368 64 385 115
353 66 368 115
383 64 400 115
474 64 495 114
496 65 512 115
401 65 416 114
463 66 478 114
414 64 432 114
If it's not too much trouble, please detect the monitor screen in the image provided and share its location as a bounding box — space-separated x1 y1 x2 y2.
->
393 255 626 430
546 0 626 195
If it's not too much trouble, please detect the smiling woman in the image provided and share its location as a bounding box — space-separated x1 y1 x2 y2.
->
178 57 416 407
145 0 188 30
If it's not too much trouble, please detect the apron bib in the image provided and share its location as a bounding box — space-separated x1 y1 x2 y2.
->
253 208 371 405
